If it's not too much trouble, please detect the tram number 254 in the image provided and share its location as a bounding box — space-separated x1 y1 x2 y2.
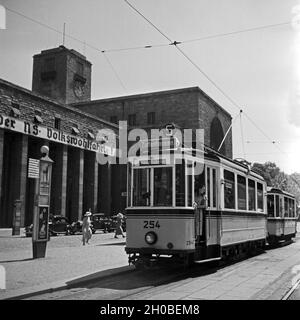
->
143 220 160 229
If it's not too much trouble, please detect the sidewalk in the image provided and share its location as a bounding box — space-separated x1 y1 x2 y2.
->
0 229 130 299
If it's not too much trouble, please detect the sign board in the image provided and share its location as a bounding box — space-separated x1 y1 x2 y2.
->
0 114 116 156
121 192 127 197
28 158 40 179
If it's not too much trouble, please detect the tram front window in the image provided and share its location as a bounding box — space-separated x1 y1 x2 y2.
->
133 168 150 206
154 167 173 206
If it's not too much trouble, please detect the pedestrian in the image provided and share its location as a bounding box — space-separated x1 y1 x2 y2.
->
114 212 125 239
82 210 92 245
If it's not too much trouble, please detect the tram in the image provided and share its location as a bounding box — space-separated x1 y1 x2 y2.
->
125 138 268 268
266 187 297 245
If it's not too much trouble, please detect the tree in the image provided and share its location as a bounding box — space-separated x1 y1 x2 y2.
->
251 161 300 205
251 162 287 189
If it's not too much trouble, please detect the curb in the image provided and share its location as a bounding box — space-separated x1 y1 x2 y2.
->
3 265 135 300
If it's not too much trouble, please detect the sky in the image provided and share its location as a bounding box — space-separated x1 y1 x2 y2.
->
0 0 300 174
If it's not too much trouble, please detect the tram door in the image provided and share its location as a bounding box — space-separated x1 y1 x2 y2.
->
194 168 206 244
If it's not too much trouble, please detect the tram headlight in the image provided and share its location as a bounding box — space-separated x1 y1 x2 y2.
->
145 231 157 245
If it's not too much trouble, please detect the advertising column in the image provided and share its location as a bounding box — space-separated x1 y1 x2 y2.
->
32 146 53 259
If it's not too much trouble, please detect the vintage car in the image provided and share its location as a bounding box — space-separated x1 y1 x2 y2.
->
91 213 114 233
68 220 96 235
25 215 71 237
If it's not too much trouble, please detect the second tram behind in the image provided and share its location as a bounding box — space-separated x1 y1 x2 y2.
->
267 187 297 245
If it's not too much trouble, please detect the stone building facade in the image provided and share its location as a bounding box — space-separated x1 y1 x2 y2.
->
72 87 233 158
0 46 124 228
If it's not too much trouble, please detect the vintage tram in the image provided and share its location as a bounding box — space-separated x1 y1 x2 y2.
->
266 187 297 245
125 140 268 268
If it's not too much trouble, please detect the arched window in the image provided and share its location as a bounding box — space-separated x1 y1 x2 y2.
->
210 116 225 155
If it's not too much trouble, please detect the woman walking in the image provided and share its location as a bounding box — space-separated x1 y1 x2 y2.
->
82 211 92 245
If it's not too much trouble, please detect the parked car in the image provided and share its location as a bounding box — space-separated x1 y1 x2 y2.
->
91 213 113 233
25 215 71 237
68 219 96 235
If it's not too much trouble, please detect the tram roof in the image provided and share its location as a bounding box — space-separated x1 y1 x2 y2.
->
267 187 295 198
129 142 265 181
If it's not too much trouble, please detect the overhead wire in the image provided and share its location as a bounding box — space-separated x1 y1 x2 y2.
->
102 52 128 93
5 3 296 165
239 111 246 159
123 0 295 165
182 21 290 44
123 0 172 43
5 6 290 53
5 6 129 93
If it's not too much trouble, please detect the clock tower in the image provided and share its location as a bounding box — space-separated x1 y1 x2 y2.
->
32 46 92 104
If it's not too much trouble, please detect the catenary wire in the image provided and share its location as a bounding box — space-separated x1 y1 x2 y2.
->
123 0 295 163
6 4 296 163
5 6 290 53
240 111 246 159
102 52 128 93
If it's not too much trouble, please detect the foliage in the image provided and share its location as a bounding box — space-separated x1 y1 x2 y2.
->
251 162 300 204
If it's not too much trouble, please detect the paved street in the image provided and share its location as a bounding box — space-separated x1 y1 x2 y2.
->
28 234 300 300
1 225 300 300
0 229 128 299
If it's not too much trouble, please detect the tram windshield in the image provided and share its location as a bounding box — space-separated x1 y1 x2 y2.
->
153 167 173 206
131 166 174 207
133 168 151 206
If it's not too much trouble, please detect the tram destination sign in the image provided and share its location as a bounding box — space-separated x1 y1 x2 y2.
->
0 113 116 156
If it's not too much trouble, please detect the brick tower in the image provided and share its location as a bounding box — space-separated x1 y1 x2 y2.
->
32 45 92 104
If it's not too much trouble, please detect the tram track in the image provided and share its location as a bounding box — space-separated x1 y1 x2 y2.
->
25 250 265 300
282 278 300 300
23 237 299 300
25 265 195 300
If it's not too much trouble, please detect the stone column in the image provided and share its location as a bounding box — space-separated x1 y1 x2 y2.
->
60 145 68 217
107 163 111 215
78 149 84 220
93 156 99 212
0 129 4 209
19 135 28 227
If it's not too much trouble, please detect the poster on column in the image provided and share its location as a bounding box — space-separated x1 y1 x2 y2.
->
38 206 49 240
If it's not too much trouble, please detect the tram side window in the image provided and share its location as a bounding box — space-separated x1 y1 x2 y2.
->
224 170 235 209
207 167 211 207
237 175 246 210
154 167 173 206
206 167 217 208
212 169 217 208
284 197 289 217
133 168 150 206
289 198 294 217
187 162 193 207
257 183 264 212
279 197 283 216
275 195 280 217
267 195 275 217
176 164 185 206
292 199 295 217
248 179 256 211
